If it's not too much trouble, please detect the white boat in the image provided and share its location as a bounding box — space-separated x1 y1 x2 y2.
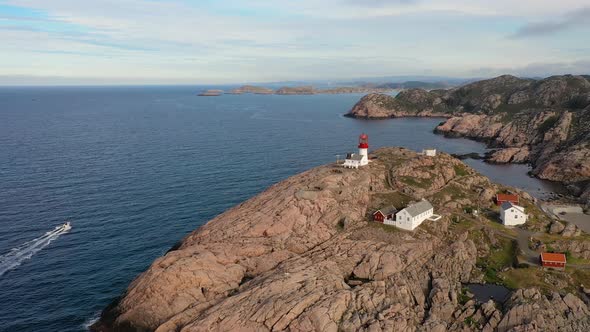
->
62 222 72 231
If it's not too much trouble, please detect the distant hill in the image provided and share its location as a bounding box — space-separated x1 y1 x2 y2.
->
374 81 453 90
346 74 590 204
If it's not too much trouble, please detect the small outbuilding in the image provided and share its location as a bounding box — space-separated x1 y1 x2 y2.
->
495 193 519 206
500 202 528 226
373 207 398 223
540 252 566 269
422 148 437 157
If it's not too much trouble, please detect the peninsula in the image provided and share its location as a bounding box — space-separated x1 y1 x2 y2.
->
93 148 590 331
346 75 590 208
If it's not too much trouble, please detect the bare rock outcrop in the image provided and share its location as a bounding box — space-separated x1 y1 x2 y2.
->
347 75 590 202
346 93 451 119
497 289 590 332
488 148 530 164
93 148 590 332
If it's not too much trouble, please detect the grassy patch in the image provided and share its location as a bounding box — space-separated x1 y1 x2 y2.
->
464 316 476 327
450 214 475 232
565 252 590 265
500 268 552 292
400 176 432 189
371 192 413 210
454 164 469 177
477 238 517 285
458 287 471 305
432 184 467 204
571 269 590 289
519 200 548 225
538 115 559 134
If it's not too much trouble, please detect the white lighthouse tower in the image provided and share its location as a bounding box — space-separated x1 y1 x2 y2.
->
343 133 370 168
358 133 369 163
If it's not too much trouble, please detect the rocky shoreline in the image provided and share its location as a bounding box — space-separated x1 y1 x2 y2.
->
93 148 590 331
345 75 590 208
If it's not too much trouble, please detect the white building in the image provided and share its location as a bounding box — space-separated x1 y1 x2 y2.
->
423 148 437 157
500 202 527 226
343 154 367 169
343 133 369 169
389 199 435 231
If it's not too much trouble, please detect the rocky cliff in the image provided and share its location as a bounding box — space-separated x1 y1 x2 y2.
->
93 148 590 332
347 75 590 204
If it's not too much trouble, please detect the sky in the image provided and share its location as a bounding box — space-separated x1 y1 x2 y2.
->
1 0 589 85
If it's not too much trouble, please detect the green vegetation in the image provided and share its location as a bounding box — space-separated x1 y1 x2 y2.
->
449 214 475 232
400 176 432 189
458 287 471 305
538 115 559 134
500 269 552 292
571 269 590 289
464 316 476 327
476 238 517 285
453 164 469 177
371 191 413 210
432 184 466 202
337 218 346 231
565 252 590 265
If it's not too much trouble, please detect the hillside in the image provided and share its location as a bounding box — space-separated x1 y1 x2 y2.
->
375 81 453 90
93 148 590 331
346 75 590 206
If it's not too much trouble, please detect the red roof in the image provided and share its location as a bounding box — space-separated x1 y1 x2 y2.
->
541 252 567 263
496 194 519 202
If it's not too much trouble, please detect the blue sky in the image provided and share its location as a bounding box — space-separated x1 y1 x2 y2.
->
1 0 589 84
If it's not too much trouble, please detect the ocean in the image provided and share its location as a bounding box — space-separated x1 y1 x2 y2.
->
0 86 563 331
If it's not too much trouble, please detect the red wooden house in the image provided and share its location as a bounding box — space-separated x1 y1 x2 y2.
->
495 193 519 206
373 207 397 223
540 252 566 269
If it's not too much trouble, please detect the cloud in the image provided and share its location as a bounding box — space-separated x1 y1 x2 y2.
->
511 7 590 38
1 0 590 84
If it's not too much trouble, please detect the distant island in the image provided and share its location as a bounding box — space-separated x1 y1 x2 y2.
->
196 81 454 96
346 74 590 209
198 85 393 96
92 147 590 331
198 89 224 96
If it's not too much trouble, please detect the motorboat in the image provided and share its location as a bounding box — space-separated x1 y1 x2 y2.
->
62 222 72 231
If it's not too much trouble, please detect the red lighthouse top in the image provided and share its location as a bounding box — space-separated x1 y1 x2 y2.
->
358 133 369 149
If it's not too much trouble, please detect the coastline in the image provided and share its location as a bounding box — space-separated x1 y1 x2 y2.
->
92 147 590 331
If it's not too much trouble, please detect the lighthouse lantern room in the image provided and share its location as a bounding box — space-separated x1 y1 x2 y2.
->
343 133 370 168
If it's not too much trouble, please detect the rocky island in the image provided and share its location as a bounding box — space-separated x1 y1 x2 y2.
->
227 85 393 95
197 89 224 96
346 75 590 208
93 148 590 331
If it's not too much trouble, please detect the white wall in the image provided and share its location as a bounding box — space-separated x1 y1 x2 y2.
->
394 208 434 230
501 208 527 226
343 160 360 168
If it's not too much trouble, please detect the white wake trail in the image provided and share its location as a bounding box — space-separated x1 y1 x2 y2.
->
0 224 70 277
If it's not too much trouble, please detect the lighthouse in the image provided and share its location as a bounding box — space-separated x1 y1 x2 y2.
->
358 133 369 161
343 133 370 168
